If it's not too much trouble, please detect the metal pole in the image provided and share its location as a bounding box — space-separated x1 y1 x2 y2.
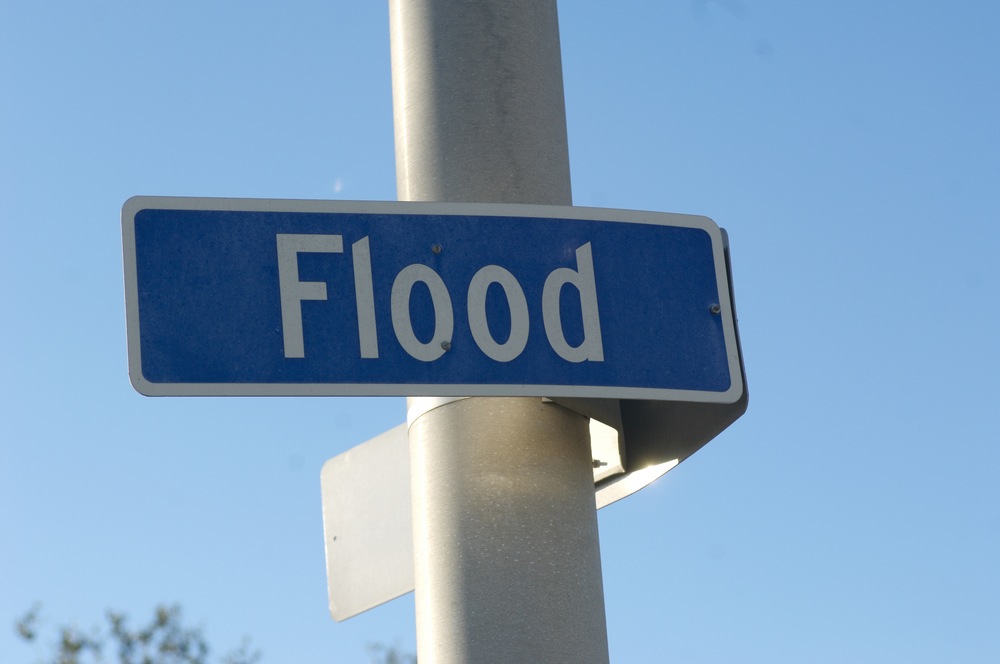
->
388 1 611 662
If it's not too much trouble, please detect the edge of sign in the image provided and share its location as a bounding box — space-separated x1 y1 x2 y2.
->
121 199 145 397
129 380 744 403
122 195 721 231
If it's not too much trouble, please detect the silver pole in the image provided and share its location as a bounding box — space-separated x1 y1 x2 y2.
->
388 1 611 662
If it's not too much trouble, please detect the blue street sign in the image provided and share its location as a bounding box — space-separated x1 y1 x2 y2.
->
122 197 743 402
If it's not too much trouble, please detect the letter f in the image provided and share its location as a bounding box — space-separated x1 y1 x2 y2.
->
276 234 344 358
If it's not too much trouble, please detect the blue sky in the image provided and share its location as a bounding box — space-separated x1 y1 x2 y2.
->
2 2 999 663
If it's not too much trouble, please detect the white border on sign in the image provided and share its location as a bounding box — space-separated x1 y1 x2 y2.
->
122 196 744 404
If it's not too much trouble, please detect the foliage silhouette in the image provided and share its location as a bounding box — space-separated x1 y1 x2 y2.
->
13 604 259 664
15 604 414 663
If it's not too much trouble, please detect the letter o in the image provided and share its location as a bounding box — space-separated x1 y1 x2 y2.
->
467 265 529 362
391 264 454 362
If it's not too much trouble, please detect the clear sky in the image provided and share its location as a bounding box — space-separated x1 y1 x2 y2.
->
2 2 999 663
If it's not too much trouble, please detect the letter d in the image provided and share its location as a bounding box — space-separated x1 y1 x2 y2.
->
542 242 604 362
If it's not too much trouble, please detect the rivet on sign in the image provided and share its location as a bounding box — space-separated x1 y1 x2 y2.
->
441 340 452 351
710 304 722 315
431 244 443 254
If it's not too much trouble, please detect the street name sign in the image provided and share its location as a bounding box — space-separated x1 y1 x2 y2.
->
122 197 743 403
